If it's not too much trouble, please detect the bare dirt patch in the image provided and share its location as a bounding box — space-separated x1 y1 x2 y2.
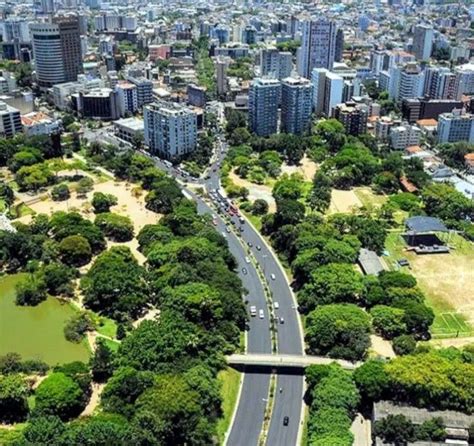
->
229 171 276 213
329 189 362 214
280 155 318 182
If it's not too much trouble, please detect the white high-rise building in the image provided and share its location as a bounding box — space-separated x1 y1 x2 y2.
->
437 111 474 144
311 68 344 116
281 77 312 135
389 64 425 102
116 81 138 117
297 18 338 78
454 62 474 99
413 25 434 61
248 78 280 137
144 102 197 160
2 18 30 43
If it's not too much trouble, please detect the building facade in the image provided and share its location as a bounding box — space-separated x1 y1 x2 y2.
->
30 17 82 88
413 25 434 61
248 78 280 137
334 102 368 136
144 101 197 159
437 111 474 143
281 77 312 135
0 101 21 137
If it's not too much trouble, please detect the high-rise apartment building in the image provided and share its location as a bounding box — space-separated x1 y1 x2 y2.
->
437 111 474 143
127 77 153 108
454 62 474 100
413 24 434 61
216 56 229 96
115 81 138 116
30 17 82 89
281 77 312 135
334 102 368 136
260 47 292 79
248 78 280 137
389 64 425 102
311 68 344 116
297 19 338 78
144 102 198 160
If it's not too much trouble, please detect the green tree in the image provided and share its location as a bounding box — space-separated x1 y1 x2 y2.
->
314 119 347 152
0 181 14 207
374 414 416 445
309 171 332 213
16 163 54 191
35 372 86 421
58 235 92 267
370 305 406 340
41 262 76 296
76 177 94 196
422 183 474 222
251 198 269 215
353 359 389 401
305 304 372 360
134 374 213 445
21 415 66 444
392 334 417 356
145 178 183 214
0 374 29 422
15 275 47 306
51 184 70 201
90 338 115 383
8 148 43 172
416 417 446 441
81 246 147 320
64 313 94 343
95 212 134 242
101 367 155 418
298 263 364 313
91 192 118 213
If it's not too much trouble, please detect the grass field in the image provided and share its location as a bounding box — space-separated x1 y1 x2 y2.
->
384 232 474 338
216 367 241 444
353 187 387 209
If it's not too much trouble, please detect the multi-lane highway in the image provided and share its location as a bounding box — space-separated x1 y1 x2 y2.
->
82 127 305 446
205 138 305 446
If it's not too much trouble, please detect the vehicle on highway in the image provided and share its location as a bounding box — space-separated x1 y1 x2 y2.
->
259 309 264 319
222 232 227 238
245 256 251 264
247 241 253 247
274 302 279 309
256 245 261 251
242 267 248 275
239 216 245 224
239 227 244 232
226 227 231 233
283 416 289 426
250 306 257 317
270 273 276 280
280 317 285 324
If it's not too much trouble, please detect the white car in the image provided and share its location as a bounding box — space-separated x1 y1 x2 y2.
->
274 302 279 310
250 306 257 317
245 256 251 264
259 309 264 319
270 274 276 280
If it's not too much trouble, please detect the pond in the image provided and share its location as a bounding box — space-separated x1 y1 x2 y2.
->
0 274 90 365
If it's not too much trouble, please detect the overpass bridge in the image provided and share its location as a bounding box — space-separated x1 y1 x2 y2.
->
227 354 361 371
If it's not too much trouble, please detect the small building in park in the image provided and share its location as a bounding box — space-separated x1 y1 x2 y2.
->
403 216 450 255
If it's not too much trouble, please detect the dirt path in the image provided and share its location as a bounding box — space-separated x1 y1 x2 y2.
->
80 383 105 417
370 335 395 358
280 155 318 182
329 189 362 214
132 308 160 328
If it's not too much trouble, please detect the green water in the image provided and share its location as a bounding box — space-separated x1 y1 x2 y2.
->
0 274 90 365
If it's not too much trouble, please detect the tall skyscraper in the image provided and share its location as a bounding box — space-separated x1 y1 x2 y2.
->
297 18 338 78
389 64 425 102
413 24 434 61
281 77 312 135
248 78 280 137
30 17 82 89
311 68 344 116
144 102 198 160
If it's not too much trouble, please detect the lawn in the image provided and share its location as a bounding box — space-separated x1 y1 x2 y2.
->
384 232 474 338
353 186 387 209
0 274 90 365
216 367 241 444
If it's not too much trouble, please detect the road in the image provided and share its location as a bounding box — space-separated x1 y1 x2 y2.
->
82 127 304 446
206 138 305 446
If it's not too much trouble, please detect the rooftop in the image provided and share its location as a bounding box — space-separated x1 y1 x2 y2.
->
405 216 448 233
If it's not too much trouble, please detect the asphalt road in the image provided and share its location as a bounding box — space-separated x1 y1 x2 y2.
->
205 139 305 446
82 129 304 445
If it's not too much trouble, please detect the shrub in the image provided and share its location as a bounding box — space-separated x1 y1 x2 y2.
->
15 276 47 306
64 313 94 343
51 184 70 201
58 235 92 267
